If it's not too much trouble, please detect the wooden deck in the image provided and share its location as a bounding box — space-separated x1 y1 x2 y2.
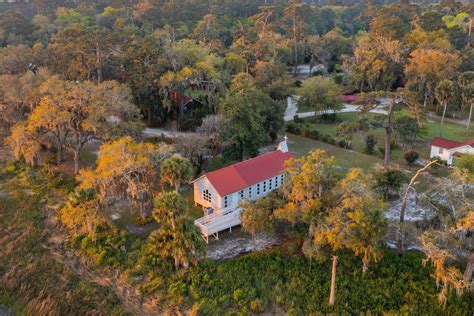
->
194 208 242 243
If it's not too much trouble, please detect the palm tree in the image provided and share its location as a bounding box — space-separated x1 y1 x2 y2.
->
458 72 474 129
151 191 205 270
435 80 455 137
160 156 194 192
346 209 387 273
148 220 205 270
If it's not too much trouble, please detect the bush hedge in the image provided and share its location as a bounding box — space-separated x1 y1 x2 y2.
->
187 246 473 315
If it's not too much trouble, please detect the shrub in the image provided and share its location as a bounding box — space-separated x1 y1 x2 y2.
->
430 156 447 168
365 134 378 155
293 114 302 123
455 154 474 173
337 139 352 149
250 298 266 313
374 169 407 199
334 74 344 84
404 150 420 165
315 112 338 123
286 123 301 134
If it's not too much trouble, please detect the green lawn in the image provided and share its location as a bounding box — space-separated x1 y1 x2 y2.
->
292 112 474 167
287 133 384 173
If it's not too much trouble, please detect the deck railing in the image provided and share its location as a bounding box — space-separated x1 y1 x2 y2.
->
194 208 242 242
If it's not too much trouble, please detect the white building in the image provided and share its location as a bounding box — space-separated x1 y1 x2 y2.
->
193 138 292 242
430 137 474 166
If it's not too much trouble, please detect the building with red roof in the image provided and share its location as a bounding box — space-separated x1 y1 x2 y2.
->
193 138 292 241
430 137 474 166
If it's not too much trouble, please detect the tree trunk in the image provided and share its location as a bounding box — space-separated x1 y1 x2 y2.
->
174 256 180 270
95 30 103 84
384 98 395 171
329 255 338 306
57 142 63 165
440 102 447 137
73 149 81 175
293 14 298 77
362 258 369 274
423 91 428 108
397 159 438 255
464 251 473 289
467 103 473 130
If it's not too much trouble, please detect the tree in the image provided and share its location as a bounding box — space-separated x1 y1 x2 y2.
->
316 168 385 272
420 168 473 303
274 149 337 255
397 159 438 254
28 90 69 164
150 191 205 270
457 71 474 129
0 11 34 46
197 114 224 155
404 26 452 51
283 0 306 75
0 68 51 128
296 76 343 116
6 122 41 166
160 156 194 192
393 109 423 146
365 134 377 155
78 136 173 218
252 60 292 100
404 49 460 108
350 33 404 92
373 167 407 200
59 189 110 241
435 79 455 137
220 76 284 160
176 134 209 174
241 194 282 237
346 209 387 273
30 79 142 173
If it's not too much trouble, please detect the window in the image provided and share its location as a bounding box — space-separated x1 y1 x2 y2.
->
203 189 211 202
263 181 267 192
240 190 244 200
280 174 284 185
224 196 229 208
248 187 252 198
257 183 260 195
439 148 444 154
269 178 273 190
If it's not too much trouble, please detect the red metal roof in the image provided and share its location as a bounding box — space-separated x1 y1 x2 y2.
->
431 137 474 150
202 150 293 196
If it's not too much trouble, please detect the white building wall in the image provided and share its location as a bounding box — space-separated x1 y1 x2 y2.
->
430 145 474 166
430 145 452 165
193 176 221 210
194 174 286 213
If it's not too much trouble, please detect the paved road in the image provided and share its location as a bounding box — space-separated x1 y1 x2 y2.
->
284 96 389 121
144 96 392 136
143 128 194 138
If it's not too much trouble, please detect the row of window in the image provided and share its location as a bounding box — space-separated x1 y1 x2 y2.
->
202 174 285 207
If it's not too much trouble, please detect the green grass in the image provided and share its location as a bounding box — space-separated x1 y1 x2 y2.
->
292 112 474 167
288 133 384 173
